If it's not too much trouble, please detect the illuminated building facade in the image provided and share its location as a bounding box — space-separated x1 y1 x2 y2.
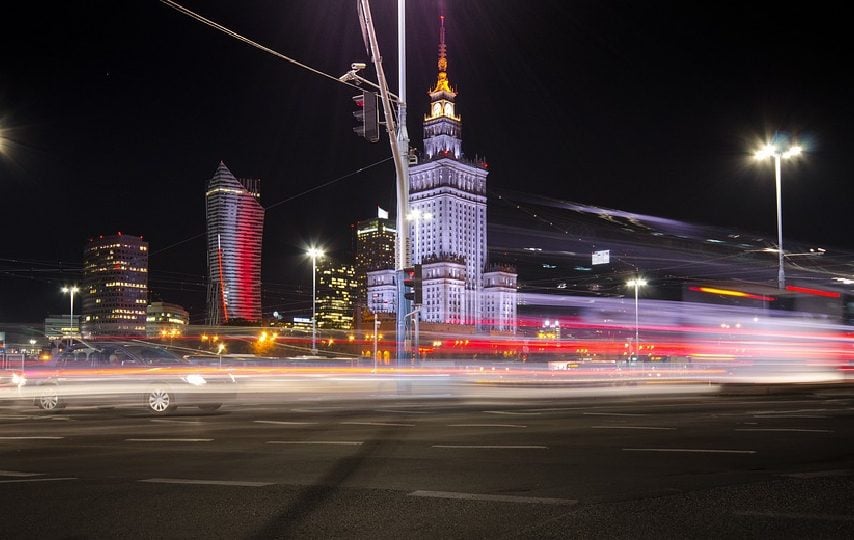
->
205 161 264 324
367 15 518 331
354 212 396 316
317 260 358 330
81 233 148 337
146 301 190 338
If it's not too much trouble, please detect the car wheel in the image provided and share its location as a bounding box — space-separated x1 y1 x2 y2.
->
198 403 221 411
36 386 64 411
146 386 176 415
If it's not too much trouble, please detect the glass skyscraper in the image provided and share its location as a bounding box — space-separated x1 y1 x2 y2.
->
81 233 149 337
205 161 264 324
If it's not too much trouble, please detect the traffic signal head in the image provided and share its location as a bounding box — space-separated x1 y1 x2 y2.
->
352 91 380 143
403 264 423 304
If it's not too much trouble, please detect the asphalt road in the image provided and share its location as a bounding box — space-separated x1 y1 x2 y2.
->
2 384 854 539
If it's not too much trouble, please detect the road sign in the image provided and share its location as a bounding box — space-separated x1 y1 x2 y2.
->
592 250 610 265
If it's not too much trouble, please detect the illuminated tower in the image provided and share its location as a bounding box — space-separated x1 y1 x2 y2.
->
316 259 358 331
366 13 517 332
81 233 149 337
205 162 264 324
353 210 396 318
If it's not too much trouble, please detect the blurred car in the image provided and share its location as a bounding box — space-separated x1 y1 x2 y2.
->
25 342 237 415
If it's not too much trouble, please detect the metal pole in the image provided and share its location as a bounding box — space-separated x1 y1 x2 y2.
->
373 314 379 371
355 0 410 365
774 154 785 289
634 283 639 359
311 255 317 354
69 291 74 348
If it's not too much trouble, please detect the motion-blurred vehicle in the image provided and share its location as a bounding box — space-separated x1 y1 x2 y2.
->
25 343 237 415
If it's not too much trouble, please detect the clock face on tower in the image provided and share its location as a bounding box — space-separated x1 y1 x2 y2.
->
444 102 453 117
432 103 441 117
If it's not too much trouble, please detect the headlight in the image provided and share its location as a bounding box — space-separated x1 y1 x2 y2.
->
183 374 207 386
11 373 26 386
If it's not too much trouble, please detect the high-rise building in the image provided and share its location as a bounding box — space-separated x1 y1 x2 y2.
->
403 15 517 331
316 259 358 330
353 210 396 317
205 162 265 324
81 233 148 337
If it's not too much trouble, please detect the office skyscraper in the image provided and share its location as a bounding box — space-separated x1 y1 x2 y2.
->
353 210 396 318
81 233 149 337
205 161 264 324
316 259 358 330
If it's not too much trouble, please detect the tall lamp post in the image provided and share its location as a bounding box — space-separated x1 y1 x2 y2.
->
754 141 802 289
61 286 79 348
626 277 647 362
306 247 324 355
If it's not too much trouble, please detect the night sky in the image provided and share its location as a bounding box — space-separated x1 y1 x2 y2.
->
1 1 852 323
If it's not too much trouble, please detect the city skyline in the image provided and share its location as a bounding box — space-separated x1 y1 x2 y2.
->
2 1 853 322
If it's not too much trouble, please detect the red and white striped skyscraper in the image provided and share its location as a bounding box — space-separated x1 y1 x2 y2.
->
205 161 264 324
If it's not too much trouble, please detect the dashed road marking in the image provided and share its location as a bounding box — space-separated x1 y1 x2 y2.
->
140 478 273 487
433 445 547 449
624 448 756 454
340 421 415 427
0 477 77 484
125 438 213 442
736 428 833 433
409 490 576 505
448 424 527 428
254 420 318 425
267 440 363 446
592 425 675 430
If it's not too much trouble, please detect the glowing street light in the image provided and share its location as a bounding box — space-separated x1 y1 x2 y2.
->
306 247 325 354
61 286 79 348
754 140 803 289
626 277 647 362
217 342 226 368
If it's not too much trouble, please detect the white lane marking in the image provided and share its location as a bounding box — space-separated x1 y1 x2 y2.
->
0 436 64 440
484 410 541 416
753 414 829 419
448 424 527 428
376 409 431 414
340 421 415 427
624 448 756 454
734 511 854 522
150 419 205 425
584 412 647 417
0 415 32 420
524 407 588 412
125 438 213 442
592 426 675 431
0 477 77 484
140 478 273 487
736 428 834 433
784 470 854 479
254 420 318 426
267 440 363 446
432 445 548 449
409 490 576 505
0 470 43 477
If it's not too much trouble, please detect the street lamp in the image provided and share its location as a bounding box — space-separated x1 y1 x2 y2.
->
407 209 433 264
754 141 802 289
61 286 79 348
217 342 226 368
306 247 324 355
626 277 647 362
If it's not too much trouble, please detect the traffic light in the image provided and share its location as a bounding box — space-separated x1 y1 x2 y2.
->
352 90 380 143
402 264 423 304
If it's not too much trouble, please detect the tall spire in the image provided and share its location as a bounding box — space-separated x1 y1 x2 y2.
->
432 15 453 94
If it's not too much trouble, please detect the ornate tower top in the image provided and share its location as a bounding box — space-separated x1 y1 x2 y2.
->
432 16 453 94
